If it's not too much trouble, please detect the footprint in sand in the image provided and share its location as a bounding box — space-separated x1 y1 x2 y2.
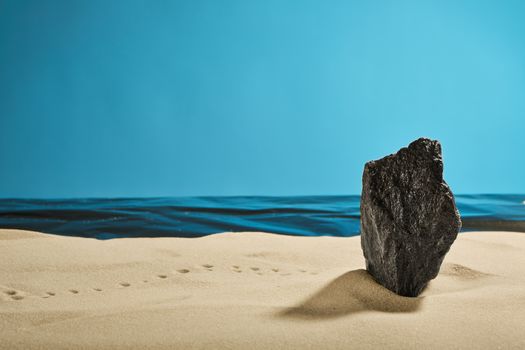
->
157 274 168 279
202 264 214 271
250 267 260 271
93 288 102 292
272 268 279 272
46 292 56 296
232 266 242 273
177 269 190 274
4 290 23 300
69 289 79 294
119 282 130 287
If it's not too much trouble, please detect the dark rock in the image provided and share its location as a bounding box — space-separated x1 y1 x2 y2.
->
360 138 461 297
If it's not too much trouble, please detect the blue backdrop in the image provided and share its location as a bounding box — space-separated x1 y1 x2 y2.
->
1 0 524 198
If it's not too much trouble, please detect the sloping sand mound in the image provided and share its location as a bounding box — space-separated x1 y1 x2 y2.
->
1 229 524 349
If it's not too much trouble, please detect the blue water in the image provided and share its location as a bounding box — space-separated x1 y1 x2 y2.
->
0 195 524 239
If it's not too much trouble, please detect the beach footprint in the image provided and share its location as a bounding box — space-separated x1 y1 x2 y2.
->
119 282 131 287
3 290 23 301
202 264 214 271
41 291 56 298
69 289 79 294
177 269 190 274
157 274 168 279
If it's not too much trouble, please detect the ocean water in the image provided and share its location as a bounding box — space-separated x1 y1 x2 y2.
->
0 195 524 239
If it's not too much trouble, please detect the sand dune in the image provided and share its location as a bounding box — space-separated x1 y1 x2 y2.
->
1 229 524 349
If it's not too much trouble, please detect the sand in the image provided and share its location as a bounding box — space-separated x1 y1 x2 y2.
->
1 229 524 349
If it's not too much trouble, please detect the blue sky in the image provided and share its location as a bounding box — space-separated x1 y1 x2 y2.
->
0 0 524 197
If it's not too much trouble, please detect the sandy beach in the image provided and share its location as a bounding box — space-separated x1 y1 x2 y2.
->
1 229 524 349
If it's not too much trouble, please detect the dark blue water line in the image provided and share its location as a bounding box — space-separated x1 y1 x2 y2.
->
0 194 524 239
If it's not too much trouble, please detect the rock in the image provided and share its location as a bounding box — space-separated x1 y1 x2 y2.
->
360 138 461 297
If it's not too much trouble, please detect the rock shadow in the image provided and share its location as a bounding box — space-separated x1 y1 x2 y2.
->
279 269 423 319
